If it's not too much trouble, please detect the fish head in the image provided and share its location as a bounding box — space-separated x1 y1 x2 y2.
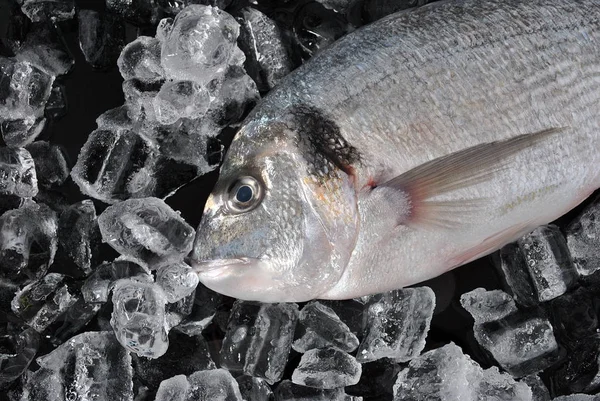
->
191 107 360 302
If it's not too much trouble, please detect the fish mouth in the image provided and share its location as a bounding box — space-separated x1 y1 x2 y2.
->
190 257 259 279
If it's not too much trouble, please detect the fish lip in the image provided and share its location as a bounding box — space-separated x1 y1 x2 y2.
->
191 257 259 276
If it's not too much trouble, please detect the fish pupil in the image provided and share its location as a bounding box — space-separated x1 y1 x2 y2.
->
236 185 253 203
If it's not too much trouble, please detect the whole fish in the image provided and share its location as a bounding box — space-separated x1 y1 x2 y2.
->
191 0 600 302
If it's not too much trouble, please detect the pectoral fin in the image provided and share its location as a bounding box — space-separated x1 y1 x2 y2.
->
372 127 564 229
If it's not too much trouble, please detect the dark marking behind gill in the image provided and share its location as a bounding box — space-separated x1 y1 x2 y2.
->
290 104 361 179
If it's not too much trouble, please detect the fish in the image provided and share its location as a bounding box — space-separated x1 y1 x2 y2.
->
190 0 600 302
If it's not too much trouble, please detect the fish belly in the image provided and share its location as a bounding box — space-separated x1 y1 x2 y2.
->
302 0 600 299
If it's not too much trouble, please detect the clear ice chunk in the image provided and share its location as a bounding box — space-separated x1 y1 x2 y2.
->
160 5 242 85
0 57 54 118
207 64 259 127
71 117 160 203
78 10 126 70
0 147 38 198
153 80 210 125
111 279 170 358
320 299 366 338
25 141 69 189
117 36 164 83
55 200 101 276
393 343 533 401
292 347 362 389
44 83 67 119
98 197 195 267
462 289 559 377
122 79 161 122
0 323 39 386
155 369 243 401
521 375 550 401
346 360 401 400
20 0 75 22
0 201 57 277
293 301 359 353
1 117 47 148
497 225 578 304
11 273 78 332
20 331 133 401
550 286 599 349
172 283 223 336
43 297 101 346
275 380 347 401
220 301 299 384
81 260 152 303
550 334 600 396
156 261 199 303
356 287 435 363
460 288 518 324
133 331 215 390
566 196 600 276
236 375 274 401
236 7 294 91
292 3 349 59
14 23 74 77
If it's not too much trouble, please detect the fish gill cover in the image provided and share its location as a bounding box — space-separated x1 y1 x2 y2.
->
0 0 598 400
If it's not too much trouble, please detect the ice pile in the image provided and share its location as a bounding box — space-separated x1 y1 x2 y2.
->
72 5 260 203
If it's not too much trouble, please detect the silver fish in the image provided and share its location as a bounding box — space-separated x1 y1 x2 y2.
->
191 0 600 302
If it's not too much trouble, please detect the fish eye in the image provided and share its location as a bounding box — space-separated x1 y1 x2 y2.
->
227 176 263 213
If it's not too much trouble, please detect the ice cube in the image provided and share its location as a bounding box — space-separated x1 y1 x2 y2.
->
156 261 199 303
236 376 274 401
550 286 599 349
292 2 349 59
356 287 435 363
71 123 159 203
111 279 170 358
0 324 39 386
153 80 210 125
0 201 57 277
521 375 550 401
11 273 78 332
106 0 163 26
122 79 162 122
81 260 152 303
44 83 67 119
220 301 299 384
133 331 215 390
463 289 559 377
236 7 294 91
346 360 401 400
155 369 243 401
293 301 359 353
460 288 518 324
55 200 101 276
549 334 600 396
43 297 101 346
78 10 126 70
393 343 533 401
497 225 578 304
0 147 38 198
160 5 241 85
172 283 223 336
275 380 347 401
207 64 259 127
1 117 47 148
118 36 164 83
566 196 600 276
292 347 361 389
98 197 195 267
20 0 75 22
319 299 366 338
0 57 54 122
25 141 69 189
20 331 133 401
14 23 74 77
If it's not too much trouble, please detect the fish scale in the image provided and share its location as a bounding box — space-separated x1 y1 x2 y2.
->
192 0 600 302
